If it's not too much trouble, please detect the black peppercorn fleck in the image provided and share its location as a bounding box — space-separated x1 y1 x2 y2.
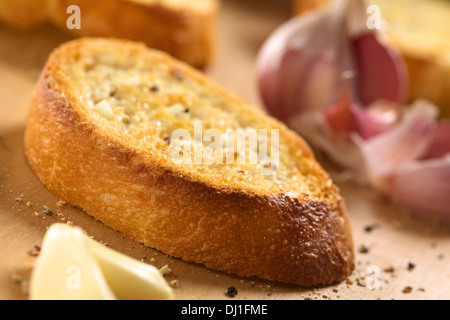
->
226 286 238 298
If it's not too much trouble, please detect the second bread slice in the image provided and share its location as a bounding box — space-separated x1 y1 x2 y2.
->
47 0 218 69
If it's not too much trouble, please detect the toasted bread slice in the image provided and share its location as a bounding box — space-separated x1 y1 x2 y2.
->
24 38 354 286
293 0 450 118
0 0 218 68
46 0 218 68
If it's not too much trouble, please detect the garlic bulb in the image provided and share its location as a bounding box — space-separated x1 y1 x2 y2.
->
257 0 450 222
257 0 408 122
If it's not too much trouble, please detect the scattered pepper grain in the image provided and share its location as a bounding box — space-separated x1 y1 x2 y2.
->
364 224 379 233
358 245 370 254
226 286 238 298
384 266 395 273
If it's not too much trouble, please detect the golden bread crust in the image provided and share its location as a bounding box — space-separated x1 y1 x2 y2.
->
24 38 354 286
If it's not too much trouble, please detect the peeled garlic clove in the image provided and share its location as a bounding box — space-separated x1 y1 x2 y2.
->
86 237 174 300
352 32 409 106
29 223 174 300
384 157 450 222
29 224 116 300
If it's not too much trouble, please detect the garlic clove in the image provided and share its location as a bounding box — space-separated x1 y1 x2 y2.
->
384 156 450 222
357 100 437 183
324 89 402 140
29 223 174 300
324 88 358 134
257 0 408 124
351 99 402 140
354 100 450 222
86 236 174 300
352 32 409 106
29 224 116 300
256 5 350 121
289 108 365 172
421 123 450 160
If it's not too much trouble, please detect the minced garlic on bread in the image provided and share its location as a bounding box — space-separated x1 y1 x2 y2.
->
24 38 354 286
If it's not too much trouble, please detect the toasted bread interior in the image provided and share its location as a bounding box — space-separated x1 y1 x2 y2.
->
52 39 336 202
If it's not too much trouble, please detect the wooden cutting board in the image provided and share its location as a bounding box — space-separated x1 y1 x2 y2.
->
1 0 449 300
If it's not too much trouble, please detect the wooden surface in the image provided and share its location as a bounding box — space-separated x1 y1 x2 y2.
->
1 0 449 300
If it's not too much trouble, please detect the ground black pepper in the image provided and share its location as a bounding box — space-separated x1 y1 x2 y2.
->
226 286 238 298
364 224 379 233
358 245 370 254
